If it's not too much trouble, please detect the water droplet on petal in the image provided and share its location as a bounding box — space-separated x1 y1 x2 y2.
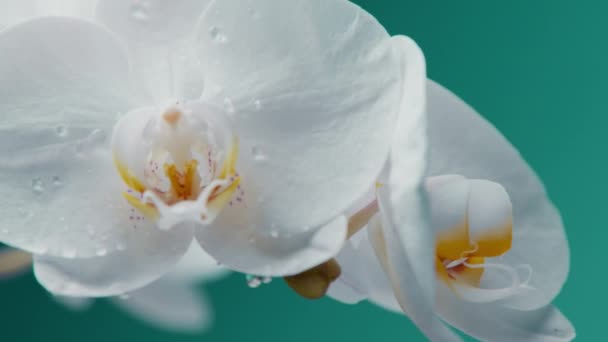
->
246 274 262 288
51 176 62 187
209 26 227 43
253 99 263 111
31 178 45 194
130 1 150 22
116 242 126 251
270 230 279 238
96 248 108 257
55 124 68 137
262 276 272 284
251 146 267 162
249 9 259 19
119 293 131 300
223 97 235 114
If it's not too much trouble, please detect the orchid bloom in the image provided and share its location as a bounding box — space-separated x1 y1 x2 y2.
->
328 80 574 341
0 242 228 333
0 0 425 297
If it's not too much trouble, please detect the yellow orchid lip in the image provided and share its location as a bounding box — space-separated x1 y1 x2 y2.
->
114 138 241 223
435 217 513 288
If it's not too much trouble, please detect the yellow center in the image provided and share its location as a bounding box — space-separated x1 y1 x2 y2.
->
435 217 512 288
114 135 241 223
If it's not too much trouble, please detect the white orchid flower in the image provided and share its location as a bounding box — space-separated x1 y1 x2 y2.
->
0 0 425 297
328 80 574 341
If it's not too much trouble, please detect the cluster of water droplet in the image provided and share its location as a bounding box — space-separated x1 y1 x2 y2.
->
246 274 272 288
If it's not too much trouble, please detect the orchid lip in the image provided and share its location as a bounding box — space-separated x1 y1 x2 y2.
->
113 103 241 230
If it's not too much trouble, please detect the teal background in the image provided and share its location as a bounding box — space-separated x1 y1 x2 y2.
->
0 1 600 341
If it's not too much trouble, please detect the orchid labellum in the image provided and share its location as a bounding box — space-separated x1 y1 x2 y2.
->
329 81 575 342
0 0 425 297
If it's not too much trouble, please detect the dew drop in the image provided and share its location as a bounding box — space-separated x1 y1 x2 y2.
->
248 8 259 19
31 178 45 194
51 176 62 187
55 124 68 137
251 146 267 161
246 274 262 288
96 248 108 257
130 1 150 22
223 97 235 114
253 99 262 111
209 26 227 43
270 230 279 238
245 274 272 288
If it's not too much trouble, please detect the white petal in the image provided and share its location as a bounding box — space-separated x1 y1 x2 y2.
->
34 0 96 18
327 230 388 305
426 80 569 309
96 0 211 103
168 241 229 283
369 33 455 339
425 175 469 235
53 296 94 311
467 180 512 246
111 278 211 333
368 215 462 342
197 201 348 276
436 285 575 342
196 0 409 240
0 0 35 29
0 17 146 258
33 223 194 297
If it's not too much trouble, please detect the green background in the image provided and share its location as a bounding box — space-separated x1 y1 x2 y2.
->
0 1 600 341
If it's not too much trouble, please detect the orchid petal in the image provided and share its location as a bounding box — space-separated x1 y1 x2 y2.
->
368 215 462 342
467 180 513 258
436 285 575 342
195 0 410 244
366 33 455 339
327 230 387 305
0 17 146 258
196 200 348 276
111 278 211 333
96 0 211 103
33 223 194 297
0 0 35 29
34 0 96 18
426 80 569 310
168 241 228 283
53 296 94 311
